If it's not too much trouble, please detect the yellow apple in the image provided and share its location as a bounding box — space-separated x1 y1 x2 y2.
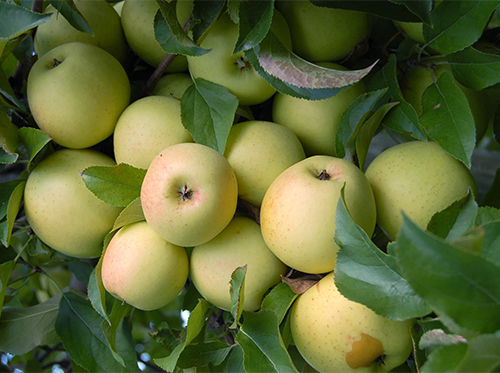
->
260 155 376 274
27 42 130 149
291 272 415 372
140 143 238 247
400 60 491 143
34 0 130 65
101 221 189 311
24 149 123 258
113 95 193 169
120 0 192 72
275 0 372 62
272 62 367 157
186 10 292 106
190 216 288 312
223 120 306 206
364 140 478 241
153 72 193 100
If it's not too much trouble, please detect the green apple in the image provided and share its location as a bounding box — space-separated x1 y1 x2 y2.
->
113 95 193 169
101 221 189 311
153 72 193 100
394 21 425 44
34 0 130 65
24 149 123 259
27 42 130 149
186 10 292 106
190 216 288 312
400 60 491 142
223 120 305 206
275 0 372 62
36 264 72 303
291 272 415 372
140 142 238 247
272 62 367 157
364 140 478 241
120 0 192 72
260 155 376 274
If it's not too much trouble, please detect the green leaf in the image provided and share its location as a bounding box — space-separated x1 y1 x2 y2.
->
48 0 94 35
17 127 52 171
426 191 478 241
154 0 210 57
335 88 388 161
0 180 23 220
229 265 246 329
56 291 134 372
456 332 500 372
154 299 211 372
421 343 469 372
420 72 475 168
0 107 20 155
0 260 15 317
448 46 500 91
237 309 297 373
395 215 500 336
176 341 234 369
334 192 431 320
423 1 500 55
102 300 133 367
246 31 377 100
190 0 225 43
0 180 25 248
0 2 52 40
81 163 147 207
88 259 111 325
419 329 468 349
0 67 26 112
234 0 274 53
391 0 433 25
260 282 298 324
181 78 238 154
309 0 422 23
111 197 144 233
481 220 500 267
0 146 19 164
0 293 61 355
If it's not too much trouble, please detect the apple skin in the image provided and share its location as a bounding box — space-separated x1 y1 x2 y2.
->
186 10 292 106
223 120 306 206
113 95 193 169
120 0 192 72
153 72 193 100
34 0 130 65
400 61 491 143
101 221 189 311
190 216 288 312
27 42 130 149
364 140 478 241
272 62 367 157
275 0 372 62
260 155 376 274
140 142 238 247
24 149 123 259
291 272 415 372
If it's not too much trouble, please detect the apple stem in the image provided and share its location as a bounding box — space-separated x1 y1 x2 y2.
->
317 170 330 180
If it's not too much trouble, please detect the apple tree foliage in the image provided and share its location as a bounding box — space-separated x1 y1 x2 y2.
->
1 0 500 372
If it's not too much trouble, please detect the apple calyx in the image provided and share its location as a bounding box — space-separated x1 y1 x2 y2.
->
235 56 252 72
179 185 193 201
52 58 62 68
317 169 330 180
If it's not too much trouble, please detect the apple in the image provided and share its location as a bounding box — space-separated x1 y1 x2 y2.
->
186 10 292 106
272 62 367 157
153 72 193 100
190 216 288 312
27 42 131 149
24 149 123 259
395 21 425 44
291 272 415 372
113 95 193 169
34 0 130 66
36 264 72 303
400 59 491 143
120 0 192 72
140 142 238 247
275 0 372 63
260 155 376 274
101 221 189 311
223 120 306 206
364 140 478 241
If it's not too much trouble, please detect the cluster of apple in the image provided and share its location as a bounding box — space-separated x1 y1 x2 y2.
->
20 0 486 372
